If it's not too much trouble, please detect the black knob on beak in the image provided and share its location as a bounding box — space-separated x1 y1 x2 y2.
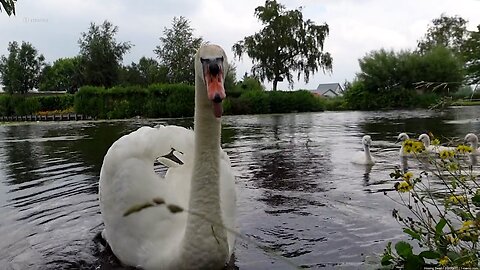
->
209 62 220 76
213 94 222 103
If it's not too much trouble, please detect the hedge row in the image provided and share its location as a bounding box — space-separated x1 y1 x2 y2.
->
0 85 330 119
74 84 195 119
0 94 74 116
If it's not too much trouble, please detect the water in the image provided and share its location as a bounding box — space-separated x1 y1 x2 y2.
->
1 107 479 269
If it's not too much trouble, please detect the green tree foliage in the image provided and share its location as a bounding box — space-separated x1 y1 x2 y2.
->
0 41 46 94
417 14 468 55
357 47 463 95
462 25 480 84
154 16 203 84
0 0 16 16
224 62 238 93
119 57 168 86
233 0 332 91
39 57 84 93
238 73 265 92
345 46 463 109
78 20 132 88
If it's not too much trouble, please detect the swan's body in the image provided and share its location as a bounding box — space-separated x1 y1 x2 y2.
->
396 133 411 157
352 135 375 165
99 44 236 270
418 134 455 153
465 133 479 166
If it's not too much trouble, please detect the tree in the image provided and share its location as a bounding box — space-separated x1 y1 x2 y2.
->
233 0 332 91
462 25 480 85
238 73 265 92
0 41 46 94
78 20 132 88
0 0 16 16
119 57 168 86
154 16 203 84
224 63 238 93
417 14 469 55
357 47 463 94
39 56 84 93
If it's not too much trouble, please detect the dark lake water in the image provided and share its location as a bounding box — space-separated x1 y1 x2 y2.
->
1 106 480 270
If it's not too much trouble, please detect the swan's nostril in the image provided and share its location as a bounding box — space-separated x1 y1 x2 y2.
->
213 94 222 103
209 63 220 76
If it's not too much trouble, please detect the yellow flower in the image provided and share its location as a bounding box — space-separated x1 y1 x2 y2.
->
402 172 414 183
396 181 413 193
431 138 440 146
439 256 449 266
458 220 476 235
456 144 473 154
439 150 455 160
446 235 459 245
447 195 467 204
403 140 425 154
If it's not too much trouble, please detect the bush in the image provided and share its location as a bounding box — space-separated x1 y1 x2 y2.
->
0 94 74 116
75 84 194 119
343 81 440 110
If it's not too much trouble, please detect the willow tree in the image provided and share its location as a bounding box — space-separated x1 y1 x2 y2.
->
233 0 332 91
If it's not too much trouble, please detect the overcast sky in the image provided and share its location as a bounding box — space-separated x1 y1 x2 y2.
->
1 0 480 90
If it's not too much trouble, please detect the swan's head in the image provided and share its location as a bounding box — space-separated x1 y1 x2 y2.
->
362 135 372 147
195 44 228 118
395 133 409 143
418 134 430 147
464 133 478 145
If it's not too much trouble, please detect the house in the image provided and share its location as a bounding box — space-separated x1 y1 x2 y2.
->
310 83 343 97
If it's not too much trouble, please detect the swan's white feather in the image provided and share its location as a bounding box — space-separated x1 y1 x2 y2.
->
100 125 236 269
351 135 375 165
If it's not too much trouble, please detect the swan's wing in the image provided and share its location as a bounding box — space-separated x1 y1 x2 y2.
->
99 125 195 266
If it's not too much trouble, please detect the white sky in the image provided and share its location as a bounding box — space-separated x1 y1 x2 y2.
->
1 0 479 90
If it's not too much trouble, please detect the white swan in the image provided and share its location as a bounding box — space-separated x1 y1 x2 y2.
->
99 44 236 270
418 133 455 153
352 135 375 165
464 133 479 165
396 132 411 157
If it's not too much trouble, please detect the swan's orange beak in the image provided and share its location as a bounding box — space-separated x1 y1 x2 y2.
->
202 57 226 118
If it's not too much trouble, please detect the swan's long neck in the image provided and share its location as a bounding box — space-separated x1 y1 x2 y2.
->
180 75 228 268
363 144 373 163
472 138 478 150
423 138 430 148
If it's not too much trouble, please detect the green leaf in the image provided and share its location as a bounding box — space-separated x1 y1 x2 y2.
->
419 250 441 259
435 218 447 236
403 228 421 241
395 241 413 258
446 251 460 262
471 194 480 207
380 254 394 266
404 254 424 270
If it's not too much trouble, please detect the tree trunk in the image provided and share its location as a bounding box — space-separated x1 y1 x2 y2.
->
272 79 278 91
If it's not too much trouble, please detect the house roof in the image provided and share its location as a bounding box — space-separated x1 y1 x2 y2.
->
315 83 342 94
309 83 343 96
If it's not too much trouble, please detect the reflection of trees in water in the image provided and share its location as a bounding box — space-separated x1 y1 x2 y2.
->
4 125 41 185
